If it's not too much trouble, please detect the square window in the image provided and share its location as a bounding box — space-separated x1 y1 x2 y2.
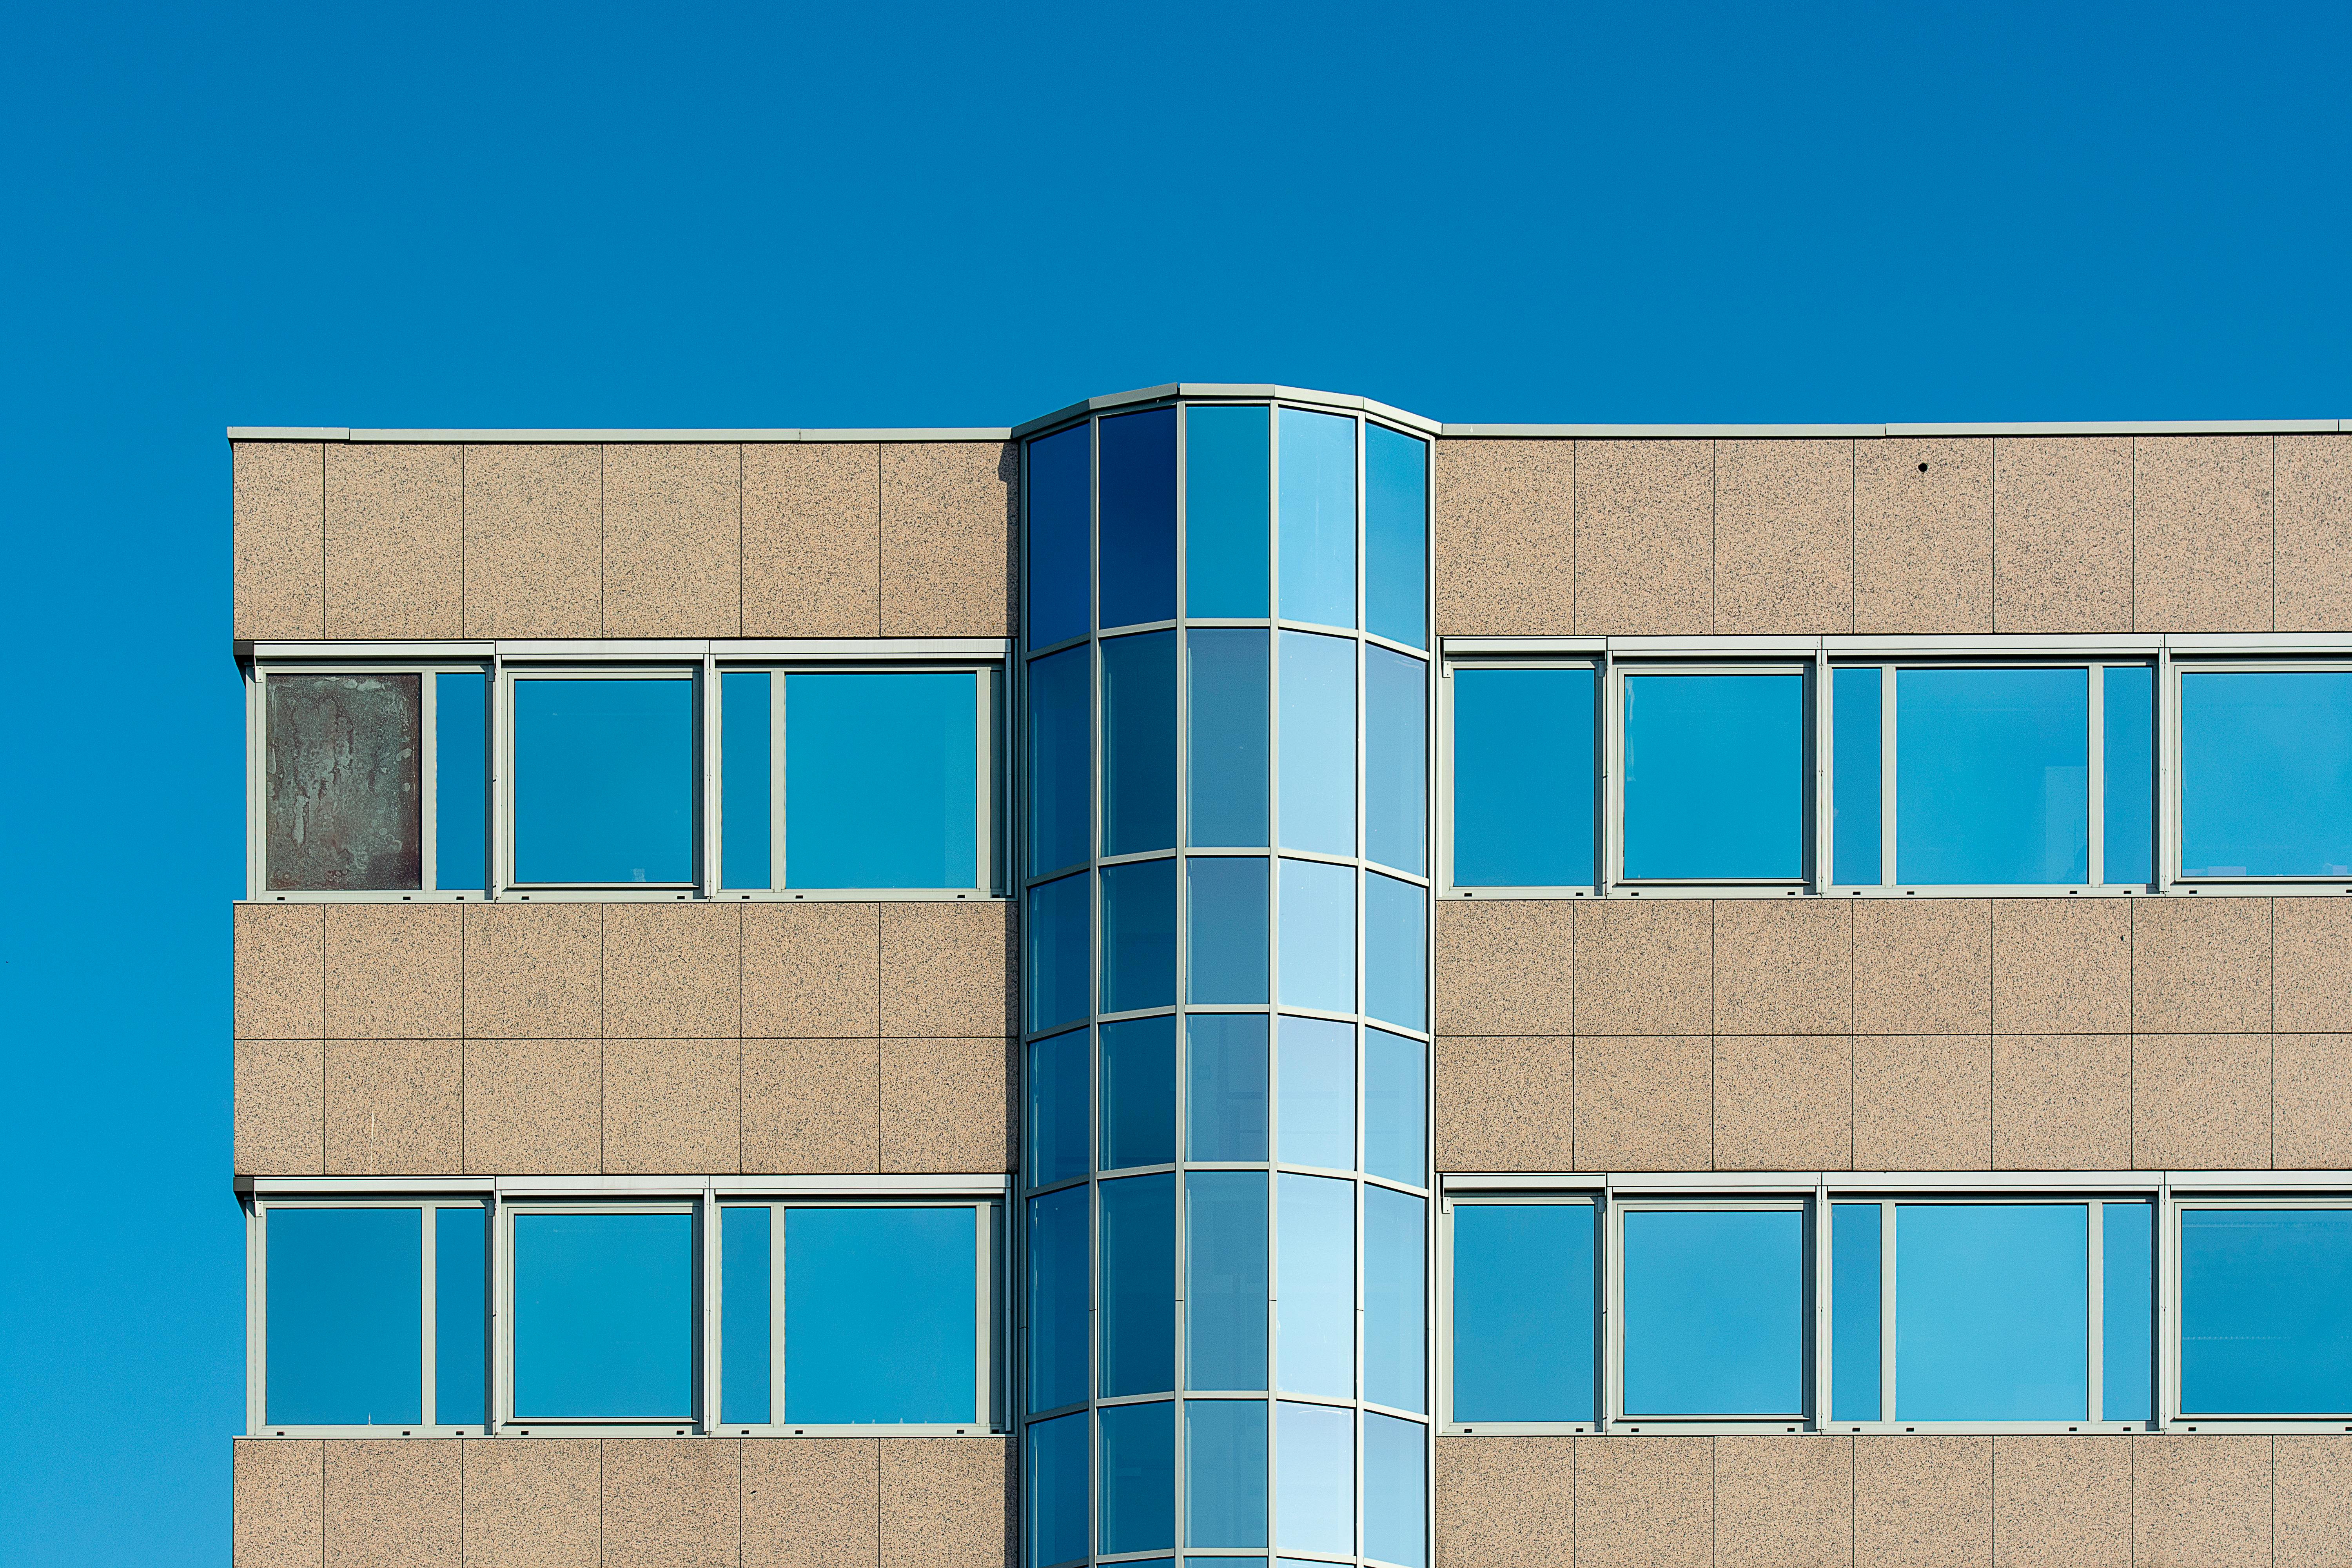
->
1621 671 1806 881
511 676 696 886
2181 1206 2352 1415
1450 664 1596 889
510 1210 695 1421
2181 669 2352 878
1450 1200 1596 1425
1620 1207 1805 1417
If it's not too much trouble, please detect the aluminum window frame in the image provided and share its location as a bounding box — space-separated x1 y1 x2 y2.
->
497 1195 706 1434
501 661 707 895
1610 656 1817 892
2167 655 2352 891
2165 1192 2352 1431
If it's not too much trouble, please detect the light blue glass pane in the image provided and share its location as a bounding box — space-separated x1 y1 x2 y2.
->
1363 1412 1428 1568
1897 668 2088 885
2181 1209 2352 1414
1105 631 1178 857
720 672 771 889
2180 671 2352 877
1187 405 1270 618
435 672 487 892
721 1206 771 1425
1100 408 1177 630
1185 1399 1269 1546
513 678 695 884
1364 424 1427 652
266 1207 421 1426
2102 1201 2154 1421
2102 666 2154 885
1364 873 1426 1032
1187 1172 1269 1391
1622 1209 1804 1416
1832 668 1881 886
1028 424 1091 652
1274 1401 1353 1555
785 672 977 889
1276 1174 1354 1399
435 1206 486 1427
512 1212 693 1420
1026 873 1089 1035
1895 1204 2085 1421
1830 1203 1880 1423
1187 630 1269 847
1187 1014 1269 1162
1102 858 1178 1015
1100 1401 1176 1555
1365 1187 1426 1414
1278 860 1355 1014
1279 632 1356 856
1188 857 1269 1004
784 1207 975 1424
1028 1410 1087 1567
1622 673 1805 881
1103 1016 1177 1171
1278 409 1356 629
1102 1174 1176 1397
1028 1188 1089 1415
1278 1017 1354 1171
1028 646 1091 877
1366 646 1426 875
1363 1029 1425 1188
1450 1203 1594 1423
1451 666 1595 887
1028 1027 1090 1189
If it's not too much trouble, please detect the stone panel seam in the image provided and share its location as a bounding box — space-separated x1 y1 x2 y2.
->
874 445 885 637
737 444 746 638
2129 902 2138 1168
1710 1435 1718 1567
599 907 608 1174
2271 899 2279 1165
597 1439 605 1564
458 444 468 641
598 449 608 635
1710 443 1719 633
317 444 328 639
1849 437 1858 634
1709 911 1719 1167
2271 437 2280 632
2130 436 2140 632
1570 438 1579 633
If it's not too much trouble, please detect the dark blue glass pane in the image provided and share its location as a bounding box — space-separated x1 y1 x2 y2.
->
1188 857 1269 1004
1026 872 1089 1034
1365 1186 1425 1414
1274 1401 1352 1555
1028 1410 1087 1567
512 1212 693 1420
1187 1172 1269 1390
1185 1398 1269 1546
1365 424 1428 652
1277 859 1354 1014
1101 1174 1176 1397
2102 1201 2153 1421
1103 632 1177 857
512 678 695 884
1100 408 1177 630
1278 632 1356 857
266 1207 420 1426
1830 1203 1880 1423
1832 667 1881 886
721 1206 771 1425
720 672 772 889
1278 1017 1354 1172
1103 1015 1177 1171
1622 1209 1804 1416
1276 1174 1353 1399
785 1207 975 1424
435 672 487 892
2181 1208 2352 1414
1623 673 1805 881
434 1205 486 1426
1028 1027 1090 1189
1186 405 1270 619
1099 1400 1176 1555
1102 858 1177 1015
1188 629 1269 848
1450 1203 1594 1423
785 672 976 888
1362 1412 1427 1568
1028 645 1091 877
1897 668 2088 885
1028 1188 1089 1414
1278 409 1356 629
1364 1028 1425 1189
2181 671 2352 877
1366 647 1426 875
1028 425 1091 652
1364 873 1425 1033
1451 666 1595 887
1187 1015 1269 1162
1895 1204 2085 1421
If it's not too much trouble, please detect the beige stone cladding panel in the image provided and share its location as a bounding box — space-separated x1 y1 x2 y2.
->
323 902 462 1040
1990 899 2129 1034
2132 1033 2272 1169
603 1038 742 1174
2131 896 2271 1034
1573 439 1713 634
323 1438 460 1568
238 1037 323 1174
2274 897 2352 1033
234 1438 323 1568
2276 1434 2352 1568
1855 1434 1992 1568
1714 898 1851 1034
325 1038 461 1174
1435 899 1573 1035
236 902 324 1040
1991 436 2134 632
744 1437 880 1568
461 1436 600 1568
744 1038 882 1173
881 1037 1013 1173
878 1438 1012 1568
1714 1435 1853 1568
1715 1035 1852 1171
462 902 603 1040
2274 1034 2352 1169
461 443 602 638
880 901 1013 1038
234 442 325 639
1436 1036 1574 1171
1434 1435 1574 1568
1989 1434 2130 1568
602 1438 741 1567
1992 1034 2130 1170
743 902 880 1038
1432 438 1573 635
1853 898 1990 1035
1854 1035 1991 1169
1573 1434 1711 1568
324 443 462 639
1713 438 1855 634
2134 435 2274 632
1575 1035 1711 1171
603 902 741 1040
2131 1434 2272 1568
742 442 882 636
601 443 741 637
2275 433 2352 632
1572 898 1711 1035
1855 437 1994 633
463 1037 601 1174
880 442 1015 636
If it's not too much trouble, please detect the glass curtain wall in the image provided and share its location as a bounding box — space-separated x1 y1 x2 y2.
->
1022 400 1435 1568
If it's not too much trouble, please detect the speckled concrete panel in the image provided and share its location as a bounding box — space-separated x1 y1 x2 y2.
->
323 1438 460 1568
1435 1036 1575 1171
236 903 324 1040
602 1438 742 1568
462 902 603 1040
1434 899 1574 1035
324 443 463 639
1989 1435 2129 1568
1434 1436 1574 1568
1854 1435 1991 1568
602 902 741 1040
601 443 741 637
323 902 462 1039
234 442 325 639
2132 1034 2271 1169
880 1038 1013 1173
461 443 602 638
2274 1435 2352 1568
461 1436 599 1568
1714 898 1851 1034
1574 1035 1711 1171
2131 897 2271 1034
742 1438 880 1568
1715 1035 1853 1171
879 901 1013 1038
2273 898 2352 1032
462 1038 601 1174
1853 1035 1991 1170
234 1438 323 1568
237 1037 324 1174
1991 437 2134 633
1991 1035 2130 1170
2274 434 2352 633
2133 436 2274 633
1571 898 1711 1035
2131 1435 2272 1568
1713 439 1855 634
1432 439 1573 636
877 1438 1012 1568
1990 900 2130 1034
603 1038 742 1174
742 443 882 637
1855 437 1994 633
1572 1434 1711 1568
742 902 880 1037
743 1038 881 1173
1573 439 1713 634
1853 898 1991 1035
1714 1435 1853 1568
325 1038 461 1175
879 443 1015 636
2273 1034 2352 1168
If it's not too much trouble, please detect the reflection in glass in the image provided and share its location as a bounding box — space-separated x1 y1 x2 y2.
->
1832 667 1881 886
513 677 695 884
1897 668 2087 885
1278 409 1357 629
1363 1029 1426 1188
1027 1027 1089 1189
1028 1410 1087 1567
265 1207 421 1426
1099 1400 1176 1555
1099 408 1177 630
1365 1186 1425 1413
1830 1203 1880 1423
1186 405 1270 619
434 1205 486 1426
512 1211 694 1419
1278 860 1354 1014
1185 1398 1269 1546
1366 646 1426 874
1621 1208 1803 1416
265 673 424 891
1187 1172 1270 1390
1278 1017 1354 1171
721 1206 771 1425
785 1207 975 1424
1101 858 1177 1015
1275 1401 1353 1555
2181 1208 2352 1414
2103 1201 2154 1421
2181 671 2352 877
1276 1174 1354 1399
1027 423 1091 652
1025 873 1089 1035
1895 1204 2085 1421
720 671 771 889
1103 632 1177 856
1028 646 1091 877
786 672 977 888
1364 872 1426 1032
1451 666 1595 887
1188 857 1269 1004
1028 1188 1088 1415
1100 1175 1176 1397
1623 673 1804 881
1364 424 1428 651
1279 631 1356 855
2103 666 2154 885
1450 1202 1594 1423
1363 1411 1428 1568
1187 629 1269 847
1187 1015 1269 1162
436 671 488 892
1102 1016 1176 1171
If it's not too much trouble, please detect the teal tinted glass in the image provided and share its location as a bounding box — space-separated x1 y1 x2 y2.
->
1364 872 1425 1032
1830 1203 1881 1423
1451 666 1595 887
1102 1015 1176 1171
2181 671 2352 877
1450 1203 1594 1423
1187 629 1269 846
1099 1401 1176 1554
1187 1171 1269 1390
1274 1401 1353 1555
1278 409 1356 628
1027 1026 1089 1189
1365 646 1426 875
1101 858 1176 1014
435 672 488 891
1187 856 1269 1004
1363 1028 1425 1187
1832 667 1882 886
1278 1017 1354 1171
785 671 976 888
1185 1398 1269 1546
2102 666 2154 884
1100 1174 1176 1396
1099 408 1176 630
1622 673 1804 880
1365 1186 1425 1413
1026 872 1089 1034
720 671 771 889
1363 1411 1428 1568
1028 423 1091 651
1896 668 2087 884
1622 1208 1804 1416
784 1207 975 1424
265 1207 421 1426
1187 1014 1269 1162
1028 645 1090 876
721 1206 771 1425
1028 1410 1087 1566
1276 1174 1354 1398
434 1205 486 1426
1896 1204 2085 1421
1103 631 1176 856
512 1211 693 1420
1278 631 1356 855
2181 1208 2352 1414
1028 1187 1088 1414
513 677 695 884
1277 859 1354 1013
1364 423 1427 650
2102 1201 2153 1421
1185 405 1270 619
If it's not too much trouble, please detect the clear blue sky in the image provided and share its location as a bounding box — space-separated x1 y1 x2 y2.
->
0 0 2342 1559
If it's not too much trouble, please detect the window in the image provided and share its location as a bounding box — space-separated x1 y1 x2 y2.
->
1446 1198 1597 1426
1448 663 1597 890
1620 668 1807 882
512 672 697 886
2179 1204 2352 1416
2179 666 2352 879
1619 1203 1806 1419
510 1206 696 1421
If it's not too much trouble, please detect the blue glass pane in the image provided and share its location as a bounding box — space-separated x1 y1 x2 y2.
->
2102 666 2154 886
2181 1208 2352 1414
1622 673 1805 881
1189 857 1269 1004
721 1206 771 1425
1187 630 1269 847
1450 1203 1594 1423
1028 1188 1089 1415
2181 671 2352 877
1365 1187 1426 1414
1363 1029 1426 1188
1278 860 1355 1014
1028 1027 1090 1189
513 677 695 884
720 672 772 889
1895 1204 2085 1421
1187 405 1271 619
1364 873 1425 1032
1364 425 1427 651
1185 1398 1269 1546
1102 858 1177 1015
785 672 977 889
1832 667 1881 886
1104 631 1178 856
1451 666 1595 887
1100 1401 1176 1555
1187 1172 1269 1390
1366 647 1426 875
1101 1174 1176 1397
1363 1412 1428 1568
1831 1203 1881 1423
434 1206 486 1427
1278 409 1356 629
512 1212 693 1420
1028 1410 1088 1567
435 672 487 892
1100 408 1177 630
1187 1014 1269 1163
1028 646 1091 877
1897 668 2087 885
2102 1201 2153 1421
1026 873 1089 1035
1028 424 1091 652
1278 1017 1354 1171
1276 1174 1354 1399
1102 1015 1177 1171
1279 632 1356 856
784 1207 975 1424
266 1207 421 1426
1274 1401 1353 1555
1622 1209 1804 1416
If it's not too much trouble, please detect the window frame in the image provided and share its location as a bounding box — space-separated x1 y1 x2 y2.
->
1609 657 1815 890
2165 1193 2352 1429
2168 654 2352 889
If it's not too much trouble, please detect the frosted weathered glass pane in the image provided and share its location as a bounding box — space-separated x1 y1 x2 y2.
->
266 674 422 890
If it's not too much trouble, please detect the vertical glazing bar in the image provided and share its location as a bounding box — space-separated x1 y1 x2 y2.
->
245 666 263 900
421 669 441 894
977 1203 994 1434
2156 642 2176 890
488 1183 508 1433
1813 642 1833 892
2156 1178 2175 1428
2088 667 2107 887
1812 1181 1831 1427
701 1186 719 1432
247 1198 264 1433
489 653 508 899
700 653 719 899
1600 653 1621 894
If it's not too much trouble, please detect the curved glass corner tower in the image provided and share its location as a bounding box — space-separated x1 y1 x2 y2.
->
1020 393 1436 1568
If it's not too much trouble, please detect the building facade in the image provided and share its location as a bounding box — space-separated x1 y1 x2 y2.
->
230 388 2352 1568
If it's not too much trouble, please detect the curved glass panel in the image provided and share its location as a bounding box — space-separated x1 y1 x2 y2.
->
1100 1174 1176 1397
1276 1174 1354 1399
1186 405 1271 618
1274 1401 1353 1555
1026 872 1090 1035
1450 665 1594 887
1028 423 1092 651
1187 1015 1269 1162
1029 1410 1087 1566
1099 408 1177 630
1279 631 1356 855
1187 856 1269 1004
1187 1172 1270 1390
1028 1026 1091 1190
1028 1188 1089 1415
1103 631 1177 856
2181 670 2352 877
1188 629 1269 847
1622 672 1804 881
1278 859 1354 1013
1278 408 1356 628
1364 423 1427 650
1185 1398 1270 1546
1278 1018 1354 1171
1363 1029 1425 1188
1101 858 1176 1015
1896 668 2087 885
1362 1411 1427 1568
1364 873 1425 1032
1029 646 1091 877
1102 1016 1177 1171
1365 646 1426 875
1364 1186 1426 1414
1100 1401 1176 1555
